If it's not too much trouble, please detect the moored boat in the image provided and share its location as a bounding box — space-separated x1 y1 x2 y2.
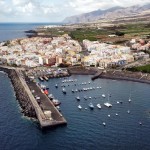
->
55 84 58 88
39 77 44 81
104 102 112 108
52 99 61 106
78 105 82 109
76 96 80 101
48 94 54 100
102 94 106 98
89 103 94 109
97 104 101 109
43 76 49 81
44 89 49 95
62 88 66 94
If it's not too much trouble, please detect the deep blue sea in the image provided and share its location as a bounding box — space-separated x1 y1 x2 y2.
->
0 23 61 42
0 72 150 150
0 24 150 150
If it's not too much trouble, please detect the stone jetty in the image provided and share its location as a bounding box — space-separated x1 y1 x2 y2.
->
0 67 36 118
0 66 67 128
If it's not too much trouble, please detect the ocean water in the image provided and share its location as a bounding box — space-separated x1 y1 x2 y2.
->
0 72 150 150
0 23 150 149
0 23 61 42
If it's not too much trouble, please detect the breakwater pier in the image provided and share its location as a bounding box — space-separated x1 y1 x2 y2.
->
0 66 67 128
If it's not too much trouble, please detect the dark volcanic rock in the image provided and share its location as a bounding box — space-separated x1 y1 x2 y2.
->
0 67 37 119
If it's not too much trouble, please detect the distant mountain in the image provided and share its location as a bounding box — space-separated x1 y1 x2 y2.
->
63 4 150 24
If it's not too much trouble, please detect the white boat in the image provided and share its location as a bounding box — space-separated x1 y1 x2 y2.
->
76 96 80 101
78 105 82 109
35 96 40 100
102 94 106 98
128 92 132 102
97 104 101 109
62 88 66 94
104 102 112 107
128 98 131 102
116 113 118 116
89 103 94 109
56 106 61 111
108 114 111 117
89 97 92 99
75 89 78 92
48 94 54 99
103 122 106 126
104 94 112 107
55 84 58 88
127 110 130 114
117 101 120 104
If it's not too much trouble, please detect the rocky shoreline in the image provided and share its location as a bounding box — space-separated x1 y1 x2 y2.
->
68 66 97 75
68 67 150 84
101 70 150 84
0 67 36 118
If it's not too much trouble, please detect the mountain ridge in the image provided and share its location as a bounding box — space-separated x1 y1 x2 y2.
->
63 3 150 24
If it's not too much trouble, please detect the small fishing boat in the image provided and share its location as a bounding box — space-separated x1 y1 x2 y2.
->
40 84 47 90
128 92 132 102
128 98 131 103
55 84 58 88
104 94 112 107
102 94 106 98
89 103 94 109
103 122 106 126
97 104 101 109
117 101 120 104
52 99 61 106
75 89 78 92
76 96 80 101
43 76 49 81
78 105 82 109
48 94 54 100
56 106 61 111
108 114 111 117
116 113 118 116
62 88 66 94
39 77 44 81
127 110 130 114
104 102 112 107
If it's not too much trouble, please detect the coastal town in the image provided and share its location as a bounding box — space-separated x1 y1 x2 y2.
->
0 27 150 129
1 1 150 149
0 33 149 69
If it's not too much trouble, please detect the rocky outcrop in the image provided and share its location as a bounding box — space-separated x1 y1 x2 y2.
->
0 68 36 118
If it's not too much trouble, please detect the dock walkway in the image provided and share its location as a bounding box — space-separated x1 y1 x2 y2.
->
17 69 67 128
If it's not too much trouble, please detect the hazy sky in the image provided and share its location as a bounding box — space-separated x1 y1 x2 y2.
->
0 0 149 22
